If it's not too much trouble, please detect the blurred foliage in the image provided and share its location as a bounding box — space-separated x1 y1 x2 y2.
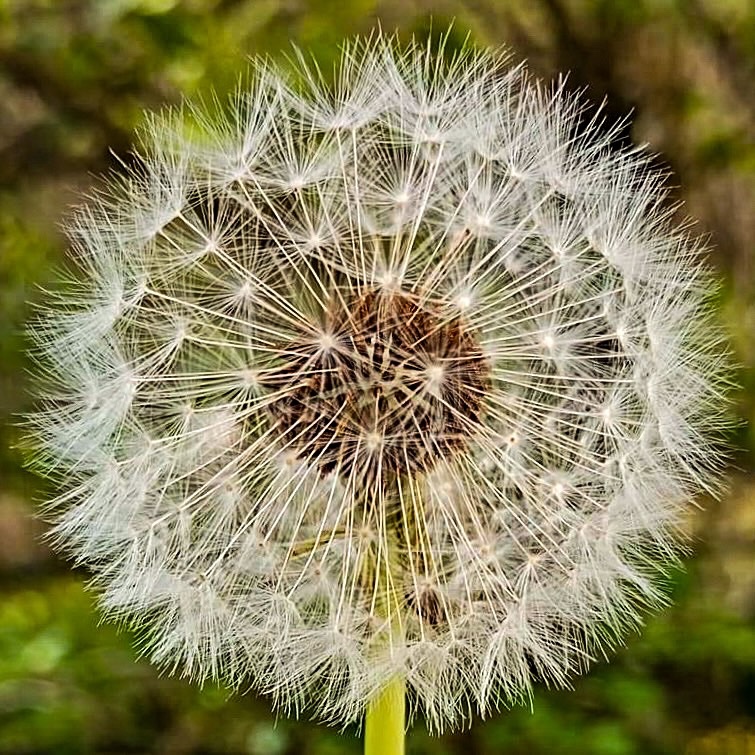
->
0 0 754 753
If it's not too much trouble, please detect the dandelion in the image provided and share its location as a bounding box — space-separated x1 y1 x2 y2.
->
28 31 731 753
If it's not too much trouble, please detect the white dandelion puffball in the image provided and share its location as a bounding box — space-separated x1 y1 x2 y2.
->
30 33 730 732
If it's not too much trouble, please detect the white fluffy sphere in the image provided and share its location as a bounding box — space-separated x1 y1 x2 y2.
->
29 32 730 732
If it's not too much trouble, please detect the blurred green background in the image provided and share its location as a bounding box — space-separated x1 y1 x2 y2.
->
1 1 754 753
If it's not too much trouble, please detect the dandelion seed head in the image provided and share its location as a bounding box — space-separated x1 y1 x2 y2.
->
27 30 731 733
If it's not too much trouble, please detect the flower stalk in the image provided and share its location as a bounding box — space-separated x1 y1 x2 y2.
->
363 486 406 754
365 675 405 755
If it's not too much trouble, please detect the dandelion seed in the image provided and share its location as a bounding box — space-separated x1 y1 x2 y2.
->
27 29 731 749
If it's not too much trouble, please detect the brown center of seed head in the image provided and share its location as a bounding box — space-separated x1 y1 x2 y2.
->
267 289 489 479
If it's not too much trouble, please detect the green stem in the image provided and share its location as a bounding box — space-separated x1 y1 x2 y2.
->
364 675 406 755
